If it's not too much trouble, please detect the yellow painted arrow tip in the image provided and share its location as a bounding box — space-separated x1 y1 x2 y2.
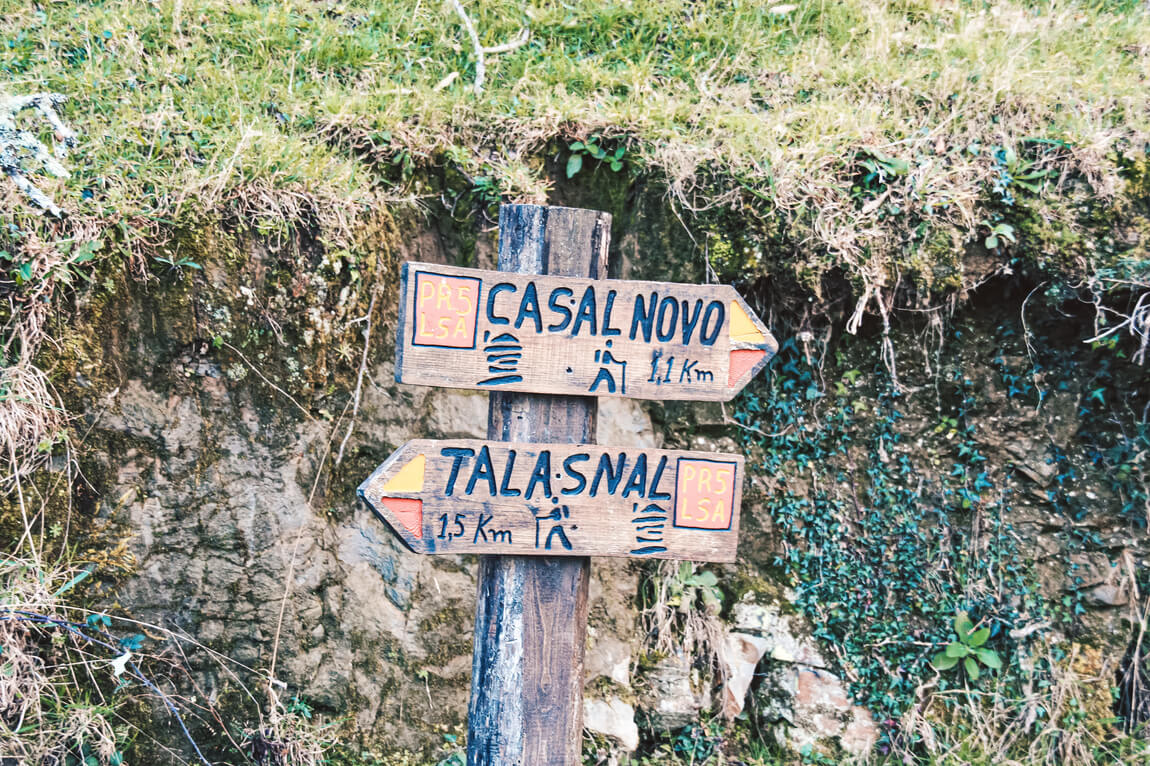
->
382 453 426 494
729 300 766 345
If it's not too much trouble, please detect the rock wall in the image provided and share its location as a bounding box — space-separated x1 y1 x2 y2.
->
50 196 677 759
45 184 1149 762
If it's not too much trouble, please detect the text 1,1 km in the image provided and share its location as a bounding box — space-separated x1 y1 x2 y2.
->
395 261 777 401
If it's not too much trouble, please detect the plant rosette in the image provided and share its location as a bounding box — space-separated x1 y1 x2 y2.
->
931 611 1003 681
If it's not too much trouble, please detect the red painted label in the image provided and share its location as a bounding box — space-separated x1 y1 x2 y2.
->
413 272 481 349
381 497 424 539
673 459 736 530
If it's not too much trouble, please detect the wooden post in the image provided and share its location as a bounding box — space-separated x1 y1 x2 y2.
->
466 205 611 765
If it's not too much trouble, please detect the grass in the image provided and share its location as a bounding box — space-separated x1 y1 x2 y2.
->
0 553 136 766
0 538 341 765
0 1 1147 283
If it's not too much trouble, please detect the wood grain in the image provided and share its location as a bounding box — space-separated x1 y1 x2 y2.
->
394 261 777 401
467 205 607 766
358 439 744 563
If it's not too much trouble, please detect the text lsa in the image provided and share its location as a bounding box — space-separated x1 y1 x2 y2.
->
440 446 675 501
413 271 480 347
486 282 726 346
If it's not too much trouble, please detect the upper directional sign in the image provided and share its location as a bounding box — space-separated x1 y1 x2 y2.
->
359 440 744 562
395 262 777 401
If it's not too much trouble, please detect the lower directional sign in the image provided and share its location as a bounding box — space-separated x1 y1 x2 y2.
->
359 440 744 563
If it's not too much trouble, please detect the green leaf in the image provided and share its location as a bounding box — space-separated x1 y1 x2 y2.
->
610 160 623 172
53 566 93 597
976 648 1002 670
568 142 584 151
693 570 718 587
932 652 958 670
968 627 990 647
86 613 111 629
997 224 1016 242
964 656 980 680
985 235 998 249
954 611 975 639
119 633 146 652
945 642 968 658
565 154 582 178
73 239 102 263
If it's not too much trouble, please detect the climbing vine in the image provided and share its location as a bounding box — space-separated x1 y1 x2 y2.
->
732 291 1148 756
735 340 1042 742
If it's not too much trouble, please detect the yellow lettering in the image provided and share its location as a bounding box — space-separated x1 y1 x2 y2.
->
419 280 434 305
698 467 712 493
715 469 730 495
698 497 712 522
454 317 468 338
437 280 452 310
418 311 433 340
437 317 451 339
457 285 473 314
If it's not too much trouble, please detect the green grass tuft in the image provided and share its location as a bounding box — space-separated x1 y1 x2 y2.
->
1 0 1147 293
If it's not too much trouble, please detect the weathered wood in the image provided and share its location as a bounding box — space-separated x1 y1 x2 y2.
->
395 261 777 401
466 205 607 766
358 439 744 562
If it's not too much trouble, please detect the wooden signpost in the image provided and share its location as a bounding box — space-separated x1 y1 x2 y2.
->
395 262 777 401
359 439 744 563
359 204 776 765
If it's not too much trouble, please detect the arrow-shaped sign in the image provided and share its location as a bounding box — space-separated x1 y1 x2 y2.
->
395 262 777 401
359 440 744 563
